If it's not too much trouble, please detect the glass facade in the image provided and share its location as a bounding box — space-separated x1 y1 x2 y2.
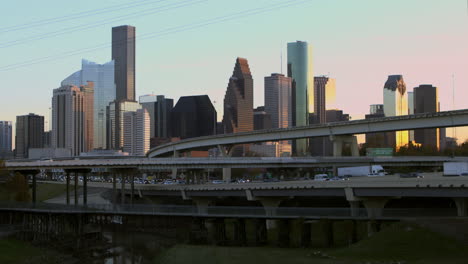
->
383 75 409 150
287 41 313 155
62 59 115 149
109 100 141 150
112 25 136 102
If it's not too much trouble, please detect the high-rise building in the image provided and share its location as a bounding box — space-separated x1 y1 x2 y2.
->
139 94 157 138
314 76 336 124
52 83 94 156
15 114 44 158
264 73 292 129
408 91 415 142
287 41 313 155
171 95 216 139
365 104 394 148
223 58 254 156
253 107 272 131
414 85 440 149
0 121 12 155
62 59 115 149
112 25 136 102
383 75 409 150
156 95 173 139
108 100 141 150
123 109 150 156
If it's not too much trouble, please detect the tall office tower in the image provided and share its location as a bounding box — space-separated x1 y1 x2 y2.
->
287 41 313 155
0 121 12 155
156 95 173 138
62 59 115 149
365 104 393 148
264 73 292 129
108 100 141 150
15 114 44 158
414 85 440 149
314 76 336 124
407 91 415 142
139 94 157 138
112 25 136 101
171 95 216 139
253 107 272 130
223 58 254 156
123 109 150 156
52 83 94 156
383 75 409 150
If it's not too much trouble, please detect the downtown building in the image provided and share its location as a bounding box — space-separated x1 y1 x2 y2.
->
0 121 12 157
171 95 216 139
123 108 150 156
140 95 174 147
108 100 141 150
264 73 292 156
383 75 409 150
223 58 253 156
15 114 44 159
51 83 94 156
413 84 445 150
287 41 313 156
61 59 115 150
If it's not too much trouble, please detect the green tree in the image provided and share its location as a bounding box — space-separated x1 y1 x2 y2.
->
6 173 31 202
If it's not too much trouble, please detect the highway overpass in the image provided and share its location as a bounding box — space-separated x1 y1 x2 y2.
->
147 109 468 157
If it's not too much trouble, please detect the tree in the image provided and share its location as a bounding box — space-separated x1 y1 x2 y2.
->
6 173 31 202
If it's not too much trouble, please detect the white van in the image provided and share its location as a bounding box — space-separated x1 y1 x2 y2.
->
314 174 329 181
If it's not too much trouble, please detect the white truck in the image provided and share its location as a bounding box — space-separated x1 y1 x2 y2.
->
337 165 386 177
443 162 468 176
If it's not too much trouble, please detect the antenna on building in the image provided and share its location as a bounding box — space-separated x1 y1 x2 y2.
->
280 49 283 74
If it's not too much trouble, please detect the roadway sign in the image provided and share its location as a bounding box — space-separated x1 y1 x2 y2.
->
366 148 393 157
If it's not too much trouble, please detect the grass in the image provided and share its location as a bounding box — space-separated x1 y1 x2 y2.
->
0 183 67 202
156 222 468 264
329 222 468 263
0 239 44 264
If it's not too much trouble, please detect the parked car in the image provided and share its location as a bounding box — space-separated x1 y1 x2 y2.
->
314 174 329 181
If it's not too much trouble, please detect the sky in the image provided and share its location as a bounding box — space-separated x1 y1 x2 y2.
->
1 0 468 145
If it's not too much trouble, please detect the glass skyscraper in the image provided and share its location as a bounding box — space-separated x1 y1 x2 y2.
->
112 25 136 102
287 41 313 155
0 121 12 155
62 59 115 149
383 75 409 150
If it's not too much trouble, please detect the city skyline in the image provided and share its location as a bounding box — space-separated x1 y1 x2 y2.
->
1 0 468 146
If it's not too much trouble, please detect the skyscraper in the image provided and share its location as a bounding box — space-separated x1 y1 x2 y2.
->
156 95 173 139
112 25 136 102
61 59 116 149
264 73 292 129
383 75 409 150
123 109 150 156
171 95 216 139
0 121 12 155
52 83 94 156
287 41 313 155
15 114 44 158
414 84 440 149
407 91 415 142
139 94 158 139
314 76 336 124
223 58 254 134
223 58 254 156
108 100 141 150
253 106 272 131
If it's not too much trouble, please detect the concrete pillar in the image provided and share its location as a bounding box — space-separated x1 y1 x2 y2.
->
349 201 360 217
362 198 389 218
330 135 359 157
121 174 126 204
259 197 284 217
131 174 135 206
112 173 117 205
332 138 343 157
218 145 232 183
31 174 37 205
222 168 231 183
66 172 70 205
74 172 78 205
453 198 468 217
83 172 88 205
172 150 179 179
193 198 212 215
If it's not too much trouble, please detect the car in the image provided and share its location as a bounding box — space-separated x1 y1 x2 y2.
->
211 180 225 184
163 179 176 185
399 172 424 178
314 174 329 181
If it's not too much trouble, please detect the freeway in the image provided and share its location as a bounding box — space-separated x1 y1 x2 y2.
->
147 109 468 157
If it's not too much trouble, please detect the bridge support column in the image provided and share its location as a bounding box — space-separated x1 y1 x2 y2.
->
112 173 117 205
131 174 135 206
83 172 88 206
66 172 70 205
453 198 468 217
121 175 126 204
349 201 361 217
172 150 179 179
218 145 232 183
330 135 359 157
31 173 37 205
74 172 79 205
362 198 389 218
193 198 213 215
